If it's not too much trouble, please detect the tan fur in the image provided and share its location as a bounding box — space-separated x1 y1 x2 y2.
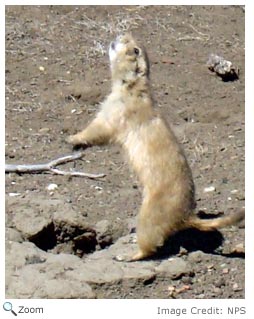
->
66 34 244 261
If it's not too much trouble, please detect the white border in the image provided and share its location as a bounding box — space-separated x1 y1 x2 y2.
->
245 0 254 306
2 1 253 318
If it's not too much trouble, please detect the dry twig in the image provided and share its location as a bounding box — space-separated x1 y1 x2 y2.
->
5 151 106 179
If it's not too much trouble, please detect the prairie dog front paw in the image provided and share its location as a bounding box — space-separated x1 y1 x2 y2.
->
65 134 78 145
65 134 90 150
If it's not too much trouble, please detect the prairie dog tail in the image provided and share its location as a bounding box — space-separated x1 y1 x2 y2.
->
187 209 245 231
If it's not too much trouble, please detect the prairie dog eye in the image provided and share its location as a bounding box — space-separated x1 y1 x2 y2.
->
134 47 140 55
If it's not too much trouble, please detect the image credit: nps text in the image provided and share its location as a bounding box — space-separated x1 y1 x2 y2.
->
157 306 246 317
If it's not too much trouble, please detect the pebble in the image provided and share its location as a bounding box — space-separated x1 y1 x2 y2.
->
47 183 58 191
231 243 245 254
213 287 221 294
181 276 193 285
8 192 21 197
214 277 226 288
233 283 242 291
39 127 50 133
203 186 216 193
222 268 229 274
207 264 214 272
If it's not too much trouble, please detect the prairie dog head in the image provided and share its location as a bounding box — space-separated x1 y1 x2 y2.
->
109 34 150 84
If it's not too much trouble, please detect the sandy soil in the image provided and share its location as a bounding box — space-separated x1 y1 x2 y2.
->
5 5 245 298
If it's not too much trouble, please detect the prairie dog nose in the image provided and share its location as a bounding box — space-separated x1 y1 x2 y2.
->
110 41 116 50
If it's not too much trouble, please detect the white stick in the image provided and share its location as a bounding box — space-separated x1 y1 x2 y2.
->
5 151 106 179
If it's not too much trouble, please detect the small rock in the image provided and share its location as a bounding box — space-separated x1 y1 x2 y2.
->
236 194 245 201
181 275 193 285
94 186 103 191
213 287 221 294
176 285 191 294
178 246 188 256
8 192 21 197
233 283 242 292
39 127 50 133
188 251 204 263
222 268 229 274
47 183 58 191
168 285 176 292
207 53 239 81
168 284 190 297
203 186 216 193
207 264 214 272
230 243 245 254
114 254 125 262
39 66 45 72
214 277 226 288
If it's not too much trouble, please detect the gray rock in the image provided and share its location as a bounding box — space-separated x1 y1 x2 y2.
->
6 232 195 298
12 207 52 239
6 248 95 298
83 234 156 282
155 257 191 279
72 259 124 284
5 241 48 297
6 227 24 242
95 219 113 248
35 279 95 299
6 241 48 270
188 251 205 263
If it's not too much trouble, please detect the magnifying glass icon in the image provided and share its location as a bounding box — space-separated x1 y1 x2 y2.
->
3 302 17 316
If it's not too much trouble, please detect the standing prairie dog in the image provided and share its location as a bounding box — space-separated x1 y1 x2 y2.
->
66 34 244 261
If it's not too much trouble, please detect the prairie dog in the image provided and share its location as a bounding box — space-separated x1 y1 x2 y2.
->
66 34 244 261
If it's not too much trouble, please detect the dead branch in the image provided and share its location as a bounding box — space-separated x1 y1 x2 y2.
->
5 151 106 179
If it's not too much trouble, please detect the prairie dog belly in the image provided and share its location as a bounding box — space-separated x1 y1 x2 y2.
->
122 117 193 197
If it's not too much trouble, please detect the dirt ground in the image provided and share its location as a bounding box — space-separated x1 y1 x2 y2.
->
5 5 245 299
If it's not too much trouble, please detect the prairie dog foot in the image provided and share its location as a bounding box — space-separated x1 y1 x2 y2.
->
66 134 84 145
65 135 89 150
130 250 153 261
114 250 153 262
